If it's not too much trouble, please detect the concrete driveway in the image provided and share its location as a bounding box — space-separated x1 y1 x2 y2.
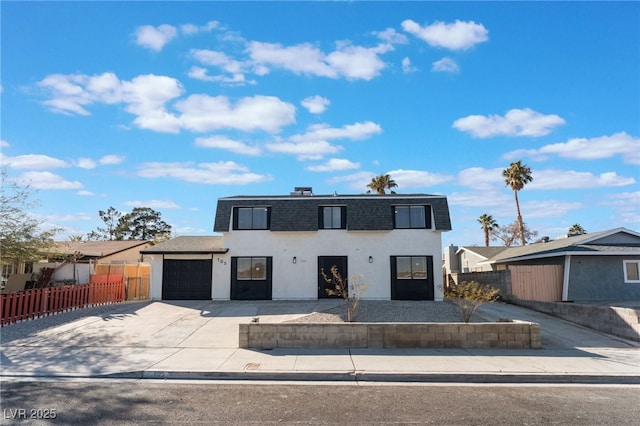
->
1 300 638 382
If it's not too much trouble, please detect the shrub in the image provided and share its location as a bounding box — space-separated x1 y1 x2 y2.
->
321 265 368 322
444 280 500 322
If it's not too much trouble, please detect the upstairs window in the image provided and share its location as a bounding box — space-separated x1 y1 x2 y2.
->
624 260 640 283
234 207 270 230
319 206 346 229
394 205 431 229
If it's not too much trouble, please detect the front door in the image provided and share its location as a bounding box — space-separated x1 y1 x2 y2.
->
318 256 348 299
390 256 434 300
231 257 272 300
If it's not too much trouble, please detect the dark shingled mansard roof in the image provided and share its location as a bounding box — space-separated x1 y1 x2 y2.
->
213 193 452 233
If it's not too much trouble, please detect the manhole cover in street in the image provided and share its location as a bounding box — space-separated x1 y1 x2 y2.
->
245 363 261 370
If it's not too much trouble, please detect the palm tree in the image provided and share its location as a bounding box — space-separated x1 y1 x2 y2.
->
502 160 533 246
568 223 587 236
477 214 499 247
366 174 398 195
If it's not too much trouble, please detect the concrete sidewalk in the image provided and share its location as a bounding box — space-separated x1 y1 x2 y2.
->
1 300 638 384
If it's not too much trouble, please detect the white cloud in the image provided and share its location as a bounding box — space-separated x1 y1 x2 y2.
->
504 132 640 164
301 96 330 114
327 171 376 191
76 158 97 169
180 20 219 35
1 140 9 148
195 136 262 156
99 154 125 165
269 121 382 160
124 199 180 209
77 190 94 196
191 49 245 74
247 40 390 81
402 57 417 73
38 72 184 133
135 24 178 51
448 191 510 207
600 191 640 225
75 154 123 169
453 108 566 138
15 171 83 190
457 167 504 190
38 72 296 134
402 19 489 50
291 121 382 143
1 154 69 169
307 158 360 172
137 161 271 185
122 74 184 133
521 200 585 219
266 140 342 161
188 66 255 85
432 57 459 73
388 169 454 188
175 94 296 133
375 28 409 44
530 169 636 190
45 212 94 222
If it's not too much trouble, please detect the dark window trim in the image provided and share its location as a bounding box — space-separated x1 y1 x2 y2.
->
236 256 269 280
233 206 271 230
393 205 432 229
319 206 347 230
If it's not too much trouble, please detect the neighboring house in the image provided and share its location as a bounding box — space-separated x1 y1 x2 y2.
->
35 240 152 284
446 246 509 273
478 228 640 302
143 188 452 301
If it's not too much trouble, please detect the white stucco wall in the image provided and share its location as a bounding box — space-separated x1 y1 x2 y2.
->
146 230 445 301
222 228 445 301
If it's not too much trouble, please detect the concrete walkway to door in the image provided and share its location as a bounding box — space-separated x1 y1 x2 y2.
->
1 299 638 384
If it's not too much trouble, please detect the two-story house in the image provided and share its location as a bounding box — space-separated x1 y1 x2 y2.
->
143 188 451 301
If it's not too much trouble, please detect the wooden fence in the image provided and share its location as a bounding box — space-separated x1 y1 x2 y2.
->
95 263 150 301
510 265 564 302
1 276 126 326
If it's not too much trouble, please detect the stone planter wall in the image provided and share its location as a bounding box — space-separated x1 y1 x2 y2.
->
239 321 541 350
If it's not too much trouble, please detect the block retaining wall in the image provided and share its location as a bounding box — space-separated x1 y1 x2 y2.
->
239 321 541 349
512 299 640 342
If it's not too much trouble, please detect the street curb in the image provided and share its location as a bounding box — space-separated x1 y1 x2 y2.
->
136 370 640 385
3 370 640 384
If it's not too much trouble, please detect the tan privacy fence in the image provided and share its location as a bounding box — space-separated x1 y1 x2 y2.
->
95 263 150 301
510 265 563 302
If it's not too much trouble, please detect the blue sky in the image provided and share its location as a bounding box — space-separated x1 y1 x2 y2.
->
2 1 639 247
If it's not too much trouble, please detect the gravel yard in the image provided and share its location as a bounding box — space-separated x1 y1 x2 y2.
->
286 300 485 323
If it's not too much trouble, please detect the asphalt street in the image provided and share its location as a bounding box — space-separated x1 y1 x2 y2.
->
1 380 639 425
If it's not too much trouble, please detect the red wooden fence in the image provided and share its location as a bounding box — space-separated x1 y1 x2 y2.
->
0 276 126 326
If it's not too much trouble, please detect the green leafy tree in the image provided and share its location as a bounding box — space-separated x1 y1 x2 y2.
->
444 280 501 323
116 207 172 241
477 213 499 247
0 166 60 266
568 224 587 235
502 161 533 246
321 265 368 322
366 174 398 195
96 207 122 240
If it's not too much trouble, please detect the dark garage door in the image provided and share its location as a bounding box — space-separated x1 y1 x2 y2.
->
162 259 212 300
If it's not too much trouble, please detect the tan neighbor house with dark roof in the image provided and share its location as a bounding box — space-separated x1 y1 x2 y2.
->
35 240 152 284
